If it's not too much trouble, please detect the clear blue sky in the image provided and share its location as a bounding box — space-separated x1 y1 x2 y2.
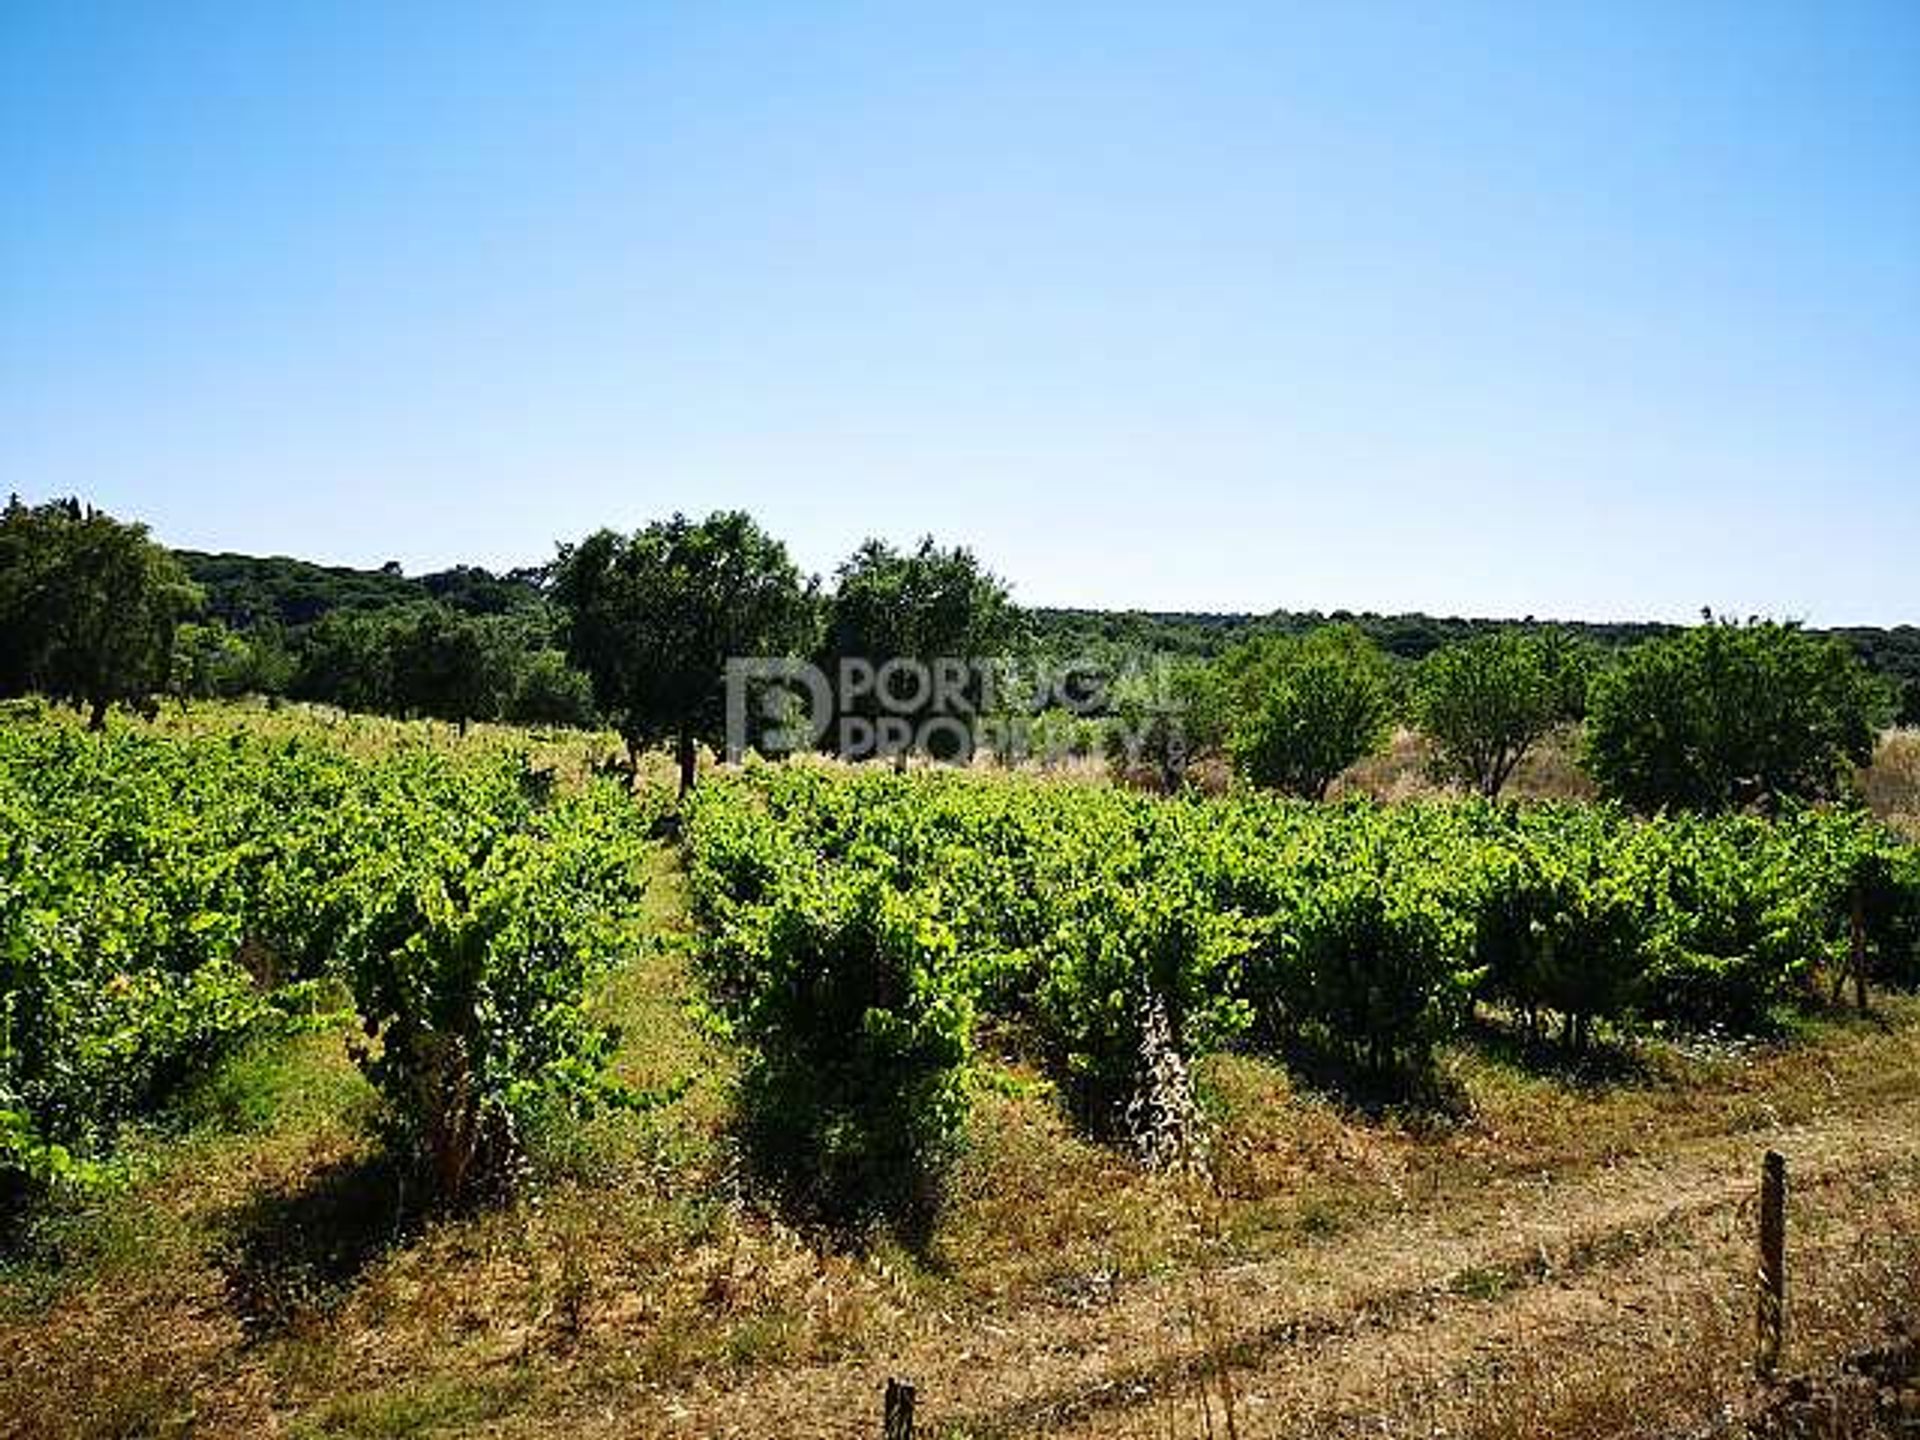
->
3 2 1916 623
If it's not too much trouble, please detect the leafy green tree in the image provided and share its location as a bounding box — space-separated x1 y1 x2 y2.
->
553 512 816 794
291 609 399 714
504 647 597 727
169 620 258 702
0 497 201 727
1414 629 1586 796
1229 625 1393 799
1106 659 1233 790
1585 618 1890 813
821 536 1020 760
389 605 513 734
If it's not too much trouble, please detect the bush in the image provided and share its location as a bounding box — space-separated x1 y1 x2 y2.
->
1032 861 1255 1123
1473 818 1651 1050
341 776 653 1208
1265 844 1476 1084
1415 630 1584 796
1586 619 1890 813
703 863 974 1230
1231 626 1393 799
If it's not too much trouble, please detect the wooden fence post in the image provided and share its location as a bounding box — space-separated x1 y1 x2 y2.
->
1756 1149 1787 1378
884 1376 916 1440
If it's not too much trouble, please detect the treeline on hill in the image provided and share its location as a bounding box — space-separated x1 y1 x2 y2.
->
2 495 1915 798
1030 606 1920 726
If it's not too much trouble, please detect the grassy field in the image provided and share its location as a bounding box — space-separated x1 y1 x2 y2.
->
2 708 1918 1438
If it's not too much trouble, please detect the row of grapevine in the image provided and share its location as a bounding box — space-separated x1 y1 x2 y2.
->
685 763 1920 1212
0 712 663 1205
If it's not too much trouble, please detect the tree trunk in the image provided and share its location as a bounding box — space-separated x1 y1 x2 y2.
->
676 729 697 797
1851 885 1869 1012
87 696 108 731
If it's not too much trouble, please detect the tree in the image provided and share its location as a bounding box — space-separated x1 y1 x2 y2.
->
552 512 816 794
0 497 201 727
291 609 399 714
1106 659 1233 791
504 647 597 728
1414 629 1587 796
821 537 1020 761
170 620 258 702
389 605 513 734
1585 617 1891 813
1229 625 1392 799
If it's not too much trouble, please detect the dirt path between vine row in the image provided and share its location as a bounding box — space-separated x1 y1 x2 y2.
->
593 1098 1920 1440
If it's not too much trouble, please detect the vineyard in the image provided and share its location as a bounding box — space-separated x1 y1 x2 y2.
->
4 705 1920 1438
0 703 666 1204
686 762 1920 1212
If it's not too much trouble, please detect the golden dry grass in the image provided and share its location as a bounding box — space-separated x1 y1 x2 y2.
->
1331 726 1597 803
1865 728 1920 839
6 958 1917 1439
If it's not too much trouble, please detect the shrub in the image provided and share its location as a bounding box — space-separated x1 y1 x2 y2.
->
704 863 974 1230
1231 626 1393 799
343 779 651 1208
1415 630 1583 796
1586 619 1890 813
1474 820 1651 1050
1032 862 1256 1123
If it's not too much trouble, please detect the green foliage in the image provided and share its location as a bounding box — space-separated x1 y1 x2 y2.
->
386 605 512 732
1105 660 1233 789
1586 618 1891 813
1229 625 1393 798
553 512 816 791
342 772 657 1206
1415 630 1586 796
819 536 1020 762
0 497 202 726
288 603 591 731
708 860 973 1226
686 764 1920 1171
0 712 667 1210
1473 812 1651 1048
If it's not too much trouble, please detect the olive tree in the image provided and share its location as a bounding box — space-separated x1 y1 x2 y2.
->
553 512 816 794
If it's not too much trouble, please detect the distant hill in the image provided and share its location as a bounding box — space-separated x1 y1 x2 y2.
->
177 551 546 629
173 549 1920 724
1026 606 1677 663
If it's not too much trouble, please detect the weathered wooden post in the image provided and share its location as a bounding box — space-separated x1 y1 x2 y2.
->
1756 1149 1787 1378
884 1376 916 1440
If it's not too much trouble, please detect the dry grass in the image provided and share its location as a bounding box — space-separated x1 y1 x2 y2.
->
1865 728 1920 839
1331 726 1597 804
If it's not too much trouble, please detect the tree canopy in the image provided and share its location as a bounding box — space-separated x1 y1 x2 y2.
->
1228 625 1393 799
0 497 201 727
1585 618 1891 813
552 512 817 792
820 536 1020 760
1414 629 1590 796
